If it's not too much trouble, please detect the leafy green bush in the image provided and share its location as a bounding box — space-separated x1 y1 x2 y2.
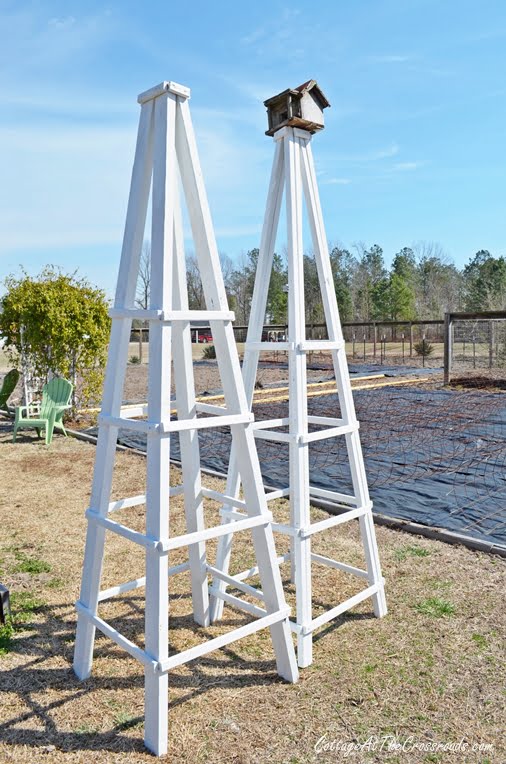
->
0 267 110 409
414 597 455 618
202 344 216 360
130 355 141 364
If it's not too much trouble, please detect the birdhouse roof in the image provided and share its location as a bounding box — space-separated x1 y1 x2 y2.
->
264 80 330 109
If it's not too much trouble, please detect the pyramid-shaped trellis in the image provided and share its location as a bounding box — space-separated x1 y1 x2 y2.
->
73 81 298 757
210 124 387 668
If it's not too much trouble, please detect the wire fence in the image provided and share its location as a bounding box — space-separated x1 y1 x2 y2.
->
451 318 506 375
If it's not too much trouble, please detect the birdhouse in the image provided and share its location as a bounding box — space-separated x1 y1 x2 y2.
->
264 80 330 136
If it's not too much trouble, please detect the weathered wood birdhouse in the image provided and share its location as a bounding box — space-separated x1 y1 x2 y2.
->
264 80 330 136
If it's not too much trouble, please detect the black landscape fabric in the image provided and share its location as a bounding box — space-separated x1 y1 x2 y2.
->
94 384 506 548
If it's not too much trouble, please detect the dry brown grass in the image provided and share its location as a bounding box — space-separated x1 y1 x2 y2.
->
0 422 504 763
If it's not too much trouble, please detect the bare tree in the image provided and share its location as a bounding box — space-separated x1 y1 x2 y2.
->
186 254 206 310
136 241 151 310
134 241 151 362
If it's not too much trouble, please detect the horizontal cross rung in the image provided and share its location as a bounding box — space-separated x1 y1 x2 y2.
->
270 506 370 539
206 564 264 601
164 310 234 322
272 522 297 537
98 576 146 601
310 553 369 580
76 600 291 675
158 512 273 552
244 340 345 353
219 508 249 521
299 422 359 444
87 509 273 552
159 412 253 433
97 561 191 602
75 601 157 670
119 404 148 419
157 607 291 672
109 308 235 322
297 340 345 351
208 588 267 618
301 584 381 634
98 412 253 434
246 341 291 351
307 415 344 427
108 494 146 514
107 486 182 515
98 414 156 433
253 428 291 443
265 487 290 501
301 506 369 537
86 511 158 549
202 487 246 510
109 308 163 320
309 486 358 506
195 402 228 416
251 417 289 430
252 422 359 445
233 553 291 582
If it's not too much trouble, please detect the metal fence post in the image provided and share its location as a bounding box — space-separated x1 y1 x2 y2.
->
443 313 452 385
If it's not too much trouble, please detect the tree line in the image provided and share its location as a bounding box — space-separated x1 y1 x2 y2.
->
179 242 506 326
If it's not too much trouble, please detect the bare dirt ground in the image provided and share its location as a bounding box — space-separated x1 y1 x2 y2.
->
0 345 334 410
0 423 504 763
123 361 330 404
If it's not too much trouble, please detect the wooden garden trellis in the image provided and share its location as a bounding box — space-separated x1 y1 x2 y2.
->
210 122 387 667
73 81 298 757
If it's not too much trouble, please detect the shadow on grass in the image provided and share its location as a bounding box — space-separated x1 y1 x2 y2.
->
1 591 328 755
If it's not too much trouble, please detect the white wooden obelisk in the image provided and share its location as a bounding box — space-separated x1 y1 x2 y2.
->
73 81 298 757
210 103 387 668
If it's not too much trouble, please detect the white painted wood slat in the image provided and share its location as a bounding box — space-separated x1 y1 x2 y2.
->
209 123 387 668
74 82 298 757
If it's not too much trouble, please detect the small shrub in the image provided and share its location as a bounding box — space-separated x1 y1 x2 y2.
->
0 619 14 655
414 340 434 357
0 593 46 654
471 633 488 649
414 597 455 618
47 577 64 589
129 355 141 364
14 554 51 574
394 545 430 562
11 591 45 623
202 344 216 360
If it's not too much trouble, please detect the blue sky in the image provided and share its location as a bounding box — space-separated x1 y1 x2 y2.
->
1 0 505 296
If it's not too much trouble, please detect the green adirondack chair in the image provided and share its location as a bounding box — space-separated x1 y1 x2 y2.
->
13 377 73 445
0 369 19 413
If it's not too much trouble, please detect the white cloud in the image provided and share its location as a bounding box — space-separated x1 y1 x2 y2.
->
237 7 308 61
333 143 400 162
371 54 412 63
392 161 425 171
0 111 270 256
48 16 76 30
324 178 352 185
2 88 133 117
0 7 115 76
0 124 135 253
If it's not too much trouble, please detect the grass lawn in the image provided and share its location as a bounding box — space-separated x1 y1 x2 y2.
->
0 423 503 763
